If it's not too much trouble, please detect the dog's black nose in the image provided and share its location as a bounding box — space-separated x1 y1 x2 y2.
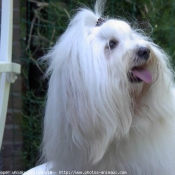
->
137 47 150 60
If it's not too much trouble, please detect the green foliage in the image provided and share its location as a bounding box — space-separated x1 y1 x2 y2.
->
21 0 175 169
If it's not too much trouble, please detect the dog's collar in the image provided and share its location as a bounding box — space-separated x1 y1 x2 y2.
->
96 18 106 27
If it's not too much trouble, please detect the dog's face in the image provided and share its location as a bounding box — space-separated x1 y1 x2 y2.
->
87 19 155 89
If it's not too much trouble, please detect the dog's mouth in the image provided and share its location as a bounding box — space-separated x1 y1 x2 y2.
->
128 66 152 83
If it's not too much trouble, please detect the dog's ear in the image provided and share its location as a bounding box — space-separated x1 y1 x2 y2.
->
150 44 174 87
41 7 114 166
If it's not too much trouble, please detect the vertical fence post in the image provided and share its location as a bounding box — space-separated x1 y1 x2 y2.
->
0 0 21 149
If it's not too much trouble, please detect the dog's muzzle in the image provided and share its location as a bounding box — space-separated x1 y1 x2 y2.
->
128 47 152 84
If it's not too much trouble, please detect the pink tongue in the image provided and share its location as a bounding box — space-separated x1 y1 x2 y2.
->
131 68 152 83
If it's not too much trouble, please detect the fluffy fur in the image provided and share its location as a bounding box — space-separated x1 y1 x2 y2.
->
41 1 175 174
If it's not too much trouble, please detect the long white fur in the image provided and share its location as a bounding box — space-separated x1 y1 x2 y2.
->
41 1 175 174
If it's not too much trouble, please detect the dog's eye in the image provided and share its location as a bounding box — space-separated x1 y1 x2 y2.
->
109 40 117 49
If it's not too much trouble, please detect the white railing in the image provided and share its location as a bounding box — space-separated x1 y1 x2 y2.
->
0 0 21 148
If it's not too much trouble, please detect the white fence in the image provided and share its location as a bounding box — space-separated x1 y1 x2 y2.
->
0 0 21 148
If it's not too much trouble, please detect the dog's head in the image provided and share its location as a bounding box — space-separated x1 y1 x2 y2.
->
43 4 174 165
88 18 153 84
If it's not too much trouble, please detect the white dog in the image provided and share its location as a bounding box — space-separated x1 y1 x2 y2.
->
24 1 175 175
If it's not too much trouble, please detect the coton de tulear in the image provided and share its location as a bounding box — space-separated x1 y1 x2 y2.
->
24 1 175 175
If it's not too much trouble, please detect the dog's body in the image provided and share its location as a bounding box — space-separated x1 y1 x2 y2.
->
24 1 175 175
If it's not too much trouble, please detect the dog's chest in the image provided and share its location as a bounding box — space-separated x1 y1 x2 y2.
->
92 128 175 175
